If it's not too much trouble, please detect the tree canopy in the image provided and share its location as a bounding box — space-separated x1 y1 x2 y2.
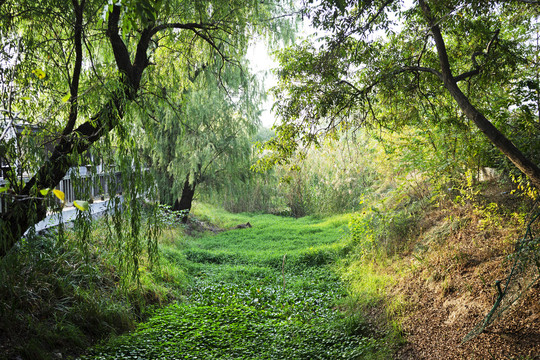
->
141 58 261 219
261 0 540 190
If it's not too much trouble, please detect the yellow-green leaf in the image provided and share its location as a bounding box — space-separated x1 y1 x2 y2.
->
32 69 46 79
0 186 8 194
21 96 31 101
62 94 71 103
52 189 65 202
40 188 50 196
73 200 89 211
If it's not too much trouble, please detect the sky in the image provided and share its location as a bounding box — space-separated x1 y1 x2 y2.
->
247 0 415 129
247 40 279 129
247 19 318 129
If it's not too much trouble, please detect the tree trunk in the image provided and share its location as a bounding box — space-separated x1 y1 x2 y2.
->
0 5 150 258
420 0 540 189
0 98 123 257
172 176 196 223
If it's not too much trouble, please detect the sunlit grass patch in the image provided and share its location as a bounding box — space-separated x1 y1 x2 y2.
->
191 202 253 229
337 260 394 308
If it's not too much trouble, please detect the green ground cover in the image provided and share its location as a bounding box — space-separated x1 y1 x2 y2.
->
78 207 393 359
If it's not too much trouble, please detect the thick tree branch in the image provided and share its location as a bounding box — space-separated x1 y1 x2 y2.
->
63 0 85 136
107 5 133 79
132 26 153 90
454 29 499 82
338 79 361 93
419 0 540 189
453 69 480 82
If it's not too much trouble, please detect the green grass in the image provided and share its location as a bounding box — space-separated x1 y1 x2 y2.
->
0 230 139 360
78 205 396 359
186 203 350 269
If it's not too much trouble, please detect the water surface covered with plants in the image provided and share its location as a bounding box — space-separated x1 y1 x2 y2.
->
79 210 390 359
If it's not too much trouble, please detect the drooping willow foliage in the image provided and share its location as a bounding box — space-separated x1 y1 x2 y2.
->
0 0 297 283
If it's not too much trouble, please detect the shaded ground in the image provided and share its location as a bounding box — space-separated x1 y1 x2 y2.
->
395 274 540 359
393 185 540 359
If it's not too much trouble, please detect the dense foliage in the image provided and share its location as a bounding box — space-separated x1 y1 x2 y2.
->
0 0 295 264
140 59 262 217
261 0 540 191
2 0 539 358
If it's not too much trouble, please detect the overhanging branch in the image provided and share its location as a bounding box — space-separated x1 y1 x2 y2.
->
454 29 499 82
399 65 443 80
150 22 220 37
419 0 540 189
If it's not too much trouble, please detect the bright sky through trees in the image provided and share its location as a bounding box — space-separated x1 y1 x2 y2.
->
247 18 318 128
247 41 278 128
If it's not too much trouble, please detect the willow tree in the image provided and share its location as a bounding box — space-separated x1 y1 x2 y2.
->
262 0 540 189
0 0 295 258
141 60 261 221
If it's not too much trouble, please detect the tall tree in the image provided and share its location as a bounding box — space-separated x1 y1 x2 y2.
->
142 60 260 221
262 0 540 189
0 0 295 257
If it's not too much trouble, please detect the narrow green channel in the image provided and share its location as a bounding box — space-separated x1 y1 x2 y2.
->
79 214 384 359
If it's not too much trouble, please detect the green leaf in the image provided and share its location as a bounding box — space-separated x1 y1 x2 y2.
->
62 94 71 103
40 188 50 196
0 186 8 194
73 200 89 211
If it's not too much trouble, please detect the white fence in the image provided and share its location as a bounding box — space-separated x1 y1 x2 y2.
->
0 169 123 214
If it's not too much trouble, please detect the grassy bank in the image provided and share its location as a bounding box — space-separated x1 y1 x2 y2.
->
0 213 189 360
